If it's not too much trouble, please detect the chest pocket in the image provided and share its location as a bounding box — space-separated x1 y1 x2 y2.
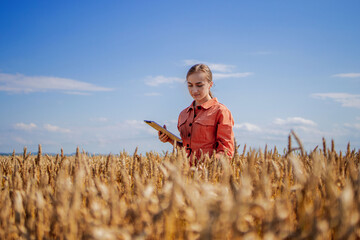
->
194 116 217 144
178 115 187 127
178 113 189 140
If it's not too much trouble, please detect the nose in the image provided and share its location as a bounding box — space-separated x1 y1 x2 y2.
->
191 87 198 94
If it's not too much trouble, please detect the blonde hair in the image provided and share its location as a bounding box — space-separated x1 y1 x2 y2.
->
186 63 214 98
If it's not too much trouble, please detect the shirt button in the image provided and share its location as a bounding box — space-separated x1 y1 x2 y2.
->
189 123 192 126
188 133 191 137
194 114 197 118
187 144 189 147
197 106 201 110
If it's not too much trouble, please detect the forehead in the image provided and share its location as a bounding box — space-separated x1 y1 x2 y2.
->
187 72 208 84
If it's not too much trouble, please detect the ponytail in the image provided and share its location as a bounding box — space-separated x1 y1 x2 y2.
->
209 90 213 98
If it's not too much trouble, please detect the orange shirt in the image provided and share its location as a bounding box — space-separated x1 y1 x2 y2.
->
177 98 234 162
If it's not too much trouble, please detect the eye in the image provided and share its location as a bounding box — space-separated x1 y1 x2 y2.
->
196 84 204 87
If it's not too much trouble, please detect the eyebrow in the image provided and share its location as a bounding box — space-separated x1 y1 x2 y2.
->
187 81 204 84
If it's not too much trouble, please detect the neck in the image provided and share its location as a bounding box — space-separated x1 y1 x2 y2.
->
195 95 212 107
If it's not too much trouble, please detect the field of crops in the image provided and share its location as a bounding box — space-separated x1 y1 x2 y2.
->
1 133 360 239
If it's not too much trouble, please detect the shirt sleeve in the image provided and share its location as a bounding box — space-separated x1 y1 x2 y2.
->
215 108 235 157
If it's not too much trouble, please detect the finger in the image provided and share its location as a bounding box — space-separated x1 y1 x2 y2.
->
160 135 168 143
159 134 166 142
161 134 169 141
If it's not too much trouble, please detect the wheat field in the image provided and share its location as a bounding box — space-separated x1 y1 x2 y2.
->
1 133 360 239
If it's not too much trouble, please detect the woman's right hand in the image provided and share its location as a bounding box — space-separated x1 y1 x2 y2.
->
158 125 171 143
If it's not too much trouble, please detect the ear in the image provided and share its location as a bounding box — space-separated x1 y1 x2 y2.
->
209 81 213 88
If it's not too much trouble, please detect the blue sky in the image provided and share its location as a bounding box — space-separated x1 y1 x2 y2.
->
1 0 359 154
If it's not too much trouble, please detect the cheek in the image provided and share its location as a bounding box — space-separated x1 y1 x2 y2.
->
188 87 196 95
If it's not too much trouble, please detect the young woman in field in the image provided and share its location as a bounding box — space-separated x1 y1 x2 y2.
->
158 63 235 164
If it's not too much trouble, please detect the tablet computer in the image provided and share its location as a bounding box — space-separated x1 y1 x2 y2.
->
144 120 182 143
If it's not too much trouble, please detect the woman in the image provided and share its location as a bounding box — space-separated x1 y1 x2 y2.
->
159 63 234 164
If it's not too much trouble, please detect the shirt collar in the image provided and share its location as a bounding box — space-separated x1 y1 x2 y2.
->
186 98 218 112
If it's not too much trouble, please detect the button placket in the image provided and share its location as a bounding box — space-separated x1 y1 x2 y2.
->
187 108 196 152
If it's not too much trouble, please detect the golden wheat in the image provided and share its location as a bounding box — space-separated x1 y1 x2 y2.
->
0 136 359 239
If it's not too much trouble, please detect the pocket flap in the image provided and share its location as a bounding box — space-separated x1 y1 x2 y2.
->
178 112 189 127
195 116 215 126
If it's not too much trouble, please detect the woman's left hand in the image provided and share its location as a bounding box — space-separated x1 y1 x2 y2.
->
158 125 173 144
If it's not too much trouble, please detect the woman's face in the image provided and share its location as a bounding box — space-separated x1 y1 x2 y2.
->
187 72 213 105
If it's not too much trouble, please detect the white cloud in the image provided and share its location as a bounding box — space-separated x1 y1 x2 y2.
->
13 136 30 145
0 73 113 94
183 59 253 80
43 124 71 133
12 121 71 140
234 123 261 132
84 119 155 138
213 72 253 80
124 120 146 128
63 91 91 96
14 122 37 131
184 59 235 73
231 117 327 151
332 73 360 78
344 123 360 131
312 93 360 109
344 117 360 131
273 117 317 127
263 117 324 143
143 60 252 87
123 120 154 134
145 75 183 86
263 117 318 138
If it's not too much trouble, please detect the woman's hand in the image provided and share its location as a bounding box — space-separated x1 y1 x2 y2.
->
158 125 173 144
